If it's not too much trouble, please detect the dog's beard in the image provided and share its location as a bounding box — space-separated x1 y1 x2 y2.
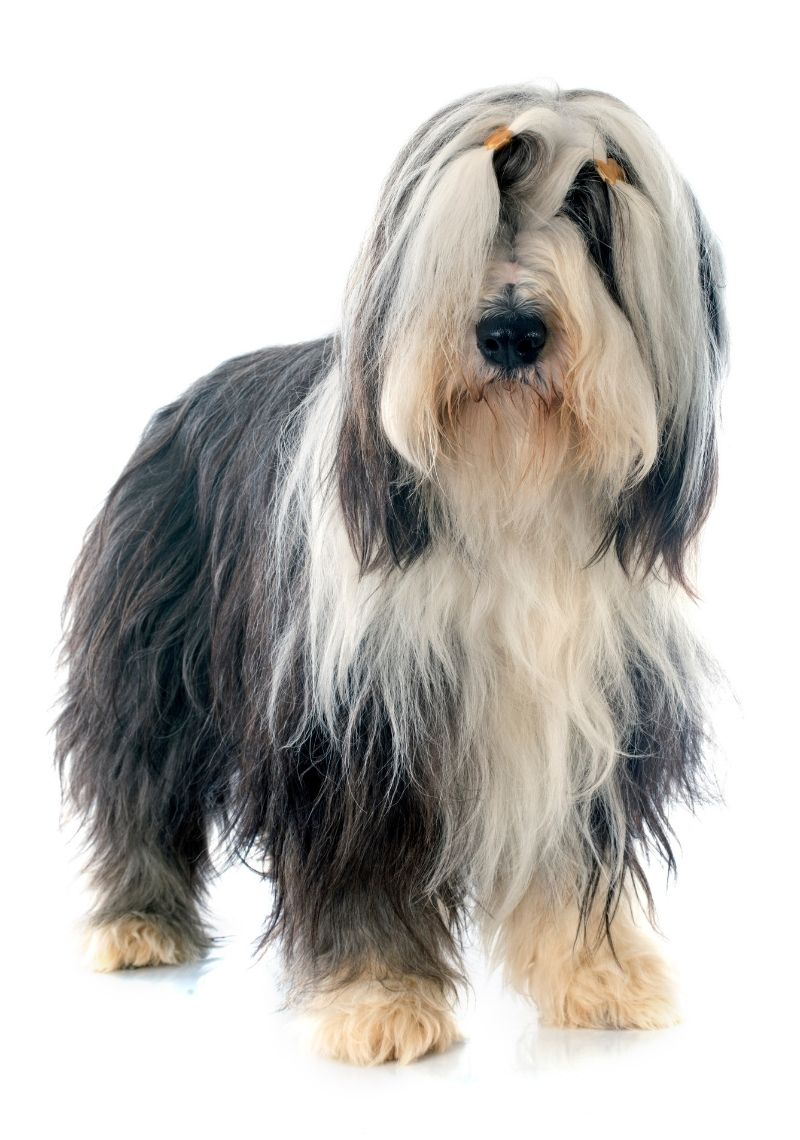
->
451 360 557 406
434 356 568 498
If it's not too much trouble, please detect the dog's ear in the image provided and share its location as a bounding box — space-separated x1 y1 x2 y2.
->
598 194 727 590
335 125 504 573
336 381 430 573
335 188 432 574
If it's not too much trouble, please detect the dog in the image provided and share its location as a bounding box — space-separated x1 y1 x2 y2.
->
56 85 726 1065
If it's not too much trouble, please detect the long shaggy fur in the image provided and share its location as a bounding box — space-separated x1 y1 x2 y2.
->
56 85 726 1053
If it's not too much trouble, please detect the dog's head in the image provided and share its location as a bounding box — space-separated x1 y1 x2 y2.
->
337 87 726 588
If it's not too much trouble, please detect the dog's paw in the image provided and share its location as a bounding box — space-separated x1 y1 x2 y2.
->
85 915 201 972
540 945 679 1030
312 976 460 1065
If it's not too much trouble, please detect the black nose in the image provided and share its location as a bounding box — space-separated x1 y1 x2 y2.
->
476 311 547 370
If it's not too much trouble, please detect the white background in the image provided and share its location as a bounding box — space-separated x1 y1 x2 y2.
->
2 2 798 1136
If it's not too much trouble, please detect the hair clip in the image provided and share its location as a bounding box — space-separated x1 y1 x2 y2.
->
595 158 626 186
483 126 514 153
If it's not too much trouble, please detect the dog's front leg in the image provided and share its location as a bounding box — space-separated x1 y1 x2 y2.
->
266 746 466 1064
497 882 679 1030
286 881 464 1065
309 962 461 1066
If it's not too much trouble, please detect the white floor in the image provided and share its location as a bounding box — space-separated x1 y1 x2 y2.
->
6 749 792 1140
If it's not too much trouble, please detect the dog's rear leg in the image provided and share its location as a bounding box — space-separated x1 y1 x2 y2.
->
56 396 223 970
81 805 214 972
62 667 218 971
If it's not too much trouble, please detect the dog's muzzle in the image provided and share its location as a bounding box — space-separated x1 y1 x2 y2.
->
476 310 547 371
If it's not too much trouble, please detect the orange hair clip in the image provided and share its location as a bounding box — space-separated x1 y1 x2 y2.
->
483 126 514 152
595 158 626 186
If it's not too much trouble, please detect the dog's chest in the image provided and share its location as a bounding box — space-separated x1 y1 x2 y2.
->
460 543 603 704
391 536 617 797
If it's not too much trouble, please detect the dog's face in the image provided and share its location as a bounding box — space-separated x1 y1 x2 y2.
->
452 205 659 502
339 89 726 584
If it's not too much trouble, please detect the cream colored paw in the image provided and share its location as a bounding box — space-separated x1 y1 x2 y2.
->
86 915 200 972
499 887 680 1031
538 944 679 1029
313 977 461 1065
